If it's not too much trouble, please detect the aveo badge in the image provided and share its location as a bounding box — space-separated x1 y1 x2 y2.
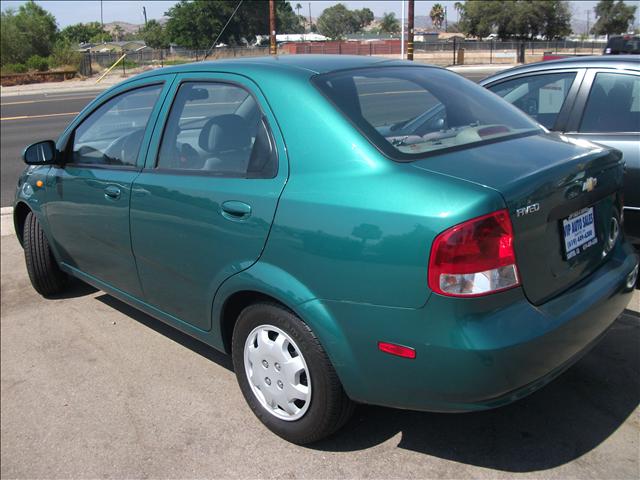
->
516 203 540 217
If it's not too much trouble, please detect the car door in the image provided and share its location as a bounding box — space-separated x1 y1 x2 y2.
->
44 78 173 297
485 68 585 130
129 73 288 331
562 68 640 243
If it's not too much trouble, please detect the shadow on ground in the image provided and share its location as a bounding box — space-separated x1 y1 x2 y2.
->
95 292 638 473
95 294 233 371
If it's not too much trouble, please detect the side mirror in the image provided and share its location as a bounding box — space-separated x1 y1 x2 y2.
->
23 140 57 165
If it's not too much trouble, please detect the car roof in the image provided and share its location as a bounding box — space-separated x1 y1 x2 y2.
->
132 54 441 80
480 55 639 84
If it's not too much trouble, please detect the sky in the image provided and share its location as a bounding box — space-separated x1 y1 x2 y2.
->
0 1 615 28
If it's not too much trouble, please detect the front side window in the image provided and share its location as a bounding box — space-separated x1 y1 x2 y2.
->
580 72 640 133
72 85 162 166
313 67 541 160
488 72 577 129
156 82 277 178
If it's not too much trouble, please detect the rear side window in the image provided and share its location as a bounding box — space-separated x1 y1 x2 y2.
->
487 72 577 129
313 67 541 160
156 82 277 178
580 73 640 133
72 84 162 166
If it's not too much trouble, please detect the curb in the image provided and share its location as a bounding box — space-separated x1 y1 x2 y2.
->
1 207 14 237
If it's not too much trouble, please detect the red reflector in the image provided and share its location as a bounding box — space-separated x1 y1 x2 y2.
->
378 341 416 359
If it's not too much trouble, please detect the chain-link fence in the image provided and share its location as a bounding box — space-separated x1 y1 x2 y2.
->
78 47 270 77
78 40 608 77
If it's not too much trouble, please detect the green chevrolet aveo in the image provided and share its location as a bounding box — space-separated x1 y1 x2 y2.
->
15 56 639 444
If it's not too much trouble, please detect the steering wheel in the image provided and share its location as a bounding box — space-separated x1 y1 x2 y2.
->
103 129 145 165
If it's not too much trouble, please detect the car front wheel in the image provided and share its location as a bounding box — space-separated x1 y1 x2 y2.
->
232 302 353 444
23 211 68 297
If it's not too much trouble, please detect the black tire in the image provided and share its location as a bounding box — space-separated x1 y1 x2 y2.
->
232 302 354 444
23 211 68 296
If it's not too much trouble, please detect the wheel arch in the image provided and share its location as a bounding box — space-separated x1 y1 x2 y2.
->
13 201 32 246
212 262 357 386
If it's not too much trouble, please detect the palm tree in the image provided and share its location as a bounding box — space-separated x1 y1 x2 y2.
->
430 3 445 31
295 3 304 32
454 1 464 23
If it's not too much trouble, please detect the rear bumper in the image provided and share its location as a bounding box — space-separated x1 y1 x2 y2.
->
623 207 640 246
311 241 638 412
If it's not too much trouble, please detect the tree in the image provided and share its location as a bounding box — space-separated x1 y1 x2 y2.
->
353 8 374 31
379 12 400 34
1 9 24 65
317 4 359 39
112 24 124 42
295 3 302 17
61 22 111 44
276 0 305 33
459 0 572 40
14 1 58 59
430 3 446 31
139 19 169 49
592 0 637 38
165 0 303 49
454 1 465 23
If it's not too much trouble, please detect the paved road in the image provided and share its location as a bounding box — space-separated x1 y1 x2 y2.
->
0 90 103 206
0 68 500 207
1 231 638 478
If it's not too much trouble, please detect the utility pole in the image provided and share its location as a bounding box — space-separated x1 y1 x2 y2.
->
100 0 104 43
407 0 414 61
143 6 147 25
269 0 276 55
444 6 448 33
586 10 590 38
401 0 405 58
308 2 312 31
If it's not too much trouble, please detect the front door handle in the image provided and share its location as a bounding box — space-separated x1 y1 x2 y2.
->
221 200 251 221
104 185 121 200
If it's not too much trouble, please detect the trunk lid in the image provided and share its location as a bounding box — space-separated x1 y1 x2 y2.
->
412 133 624 305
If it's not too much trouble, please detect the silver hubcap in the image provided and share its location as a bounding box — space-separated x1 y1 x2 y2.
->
243 325 311 421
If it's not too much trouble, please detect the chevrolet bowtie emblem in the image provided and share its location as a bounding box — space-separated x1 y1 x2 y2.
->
582 177 597 192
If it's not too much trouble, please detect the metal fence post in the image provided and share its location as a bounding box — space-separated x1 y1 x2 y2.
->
490 40 493 64
453 37 457 65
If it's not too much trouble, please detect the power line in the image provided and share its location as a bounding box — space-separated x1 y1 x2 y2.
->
202 0 244 61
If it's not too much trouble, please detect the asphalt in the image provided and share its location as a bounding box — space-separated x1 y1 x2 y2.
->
0 90 103 206
1 230 639 478
0 67 504 207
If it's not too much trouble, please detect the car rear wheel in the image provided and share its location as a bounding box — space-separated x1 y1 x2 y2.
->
232 302 354 444
23 212 68 296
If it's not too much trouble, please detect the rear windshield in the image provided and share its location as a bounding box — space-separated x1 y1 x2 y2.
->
313 66 542 160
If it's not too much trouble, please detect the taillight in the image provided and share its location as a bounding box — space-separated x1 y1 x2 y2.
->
428 209 520 297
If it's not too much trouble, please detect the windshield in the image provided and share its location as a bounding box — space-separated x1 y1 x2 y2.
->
313 66 542 160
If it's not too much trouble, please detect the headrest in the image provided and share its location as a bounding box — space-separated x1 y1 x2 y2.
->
198 114 252 153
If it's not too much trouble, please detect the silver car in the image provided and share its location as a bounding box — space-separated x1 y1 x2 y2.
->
480 56 639 246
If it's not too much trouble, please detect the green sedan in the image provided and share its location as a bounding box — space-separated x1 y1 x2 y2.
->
14 56 639 444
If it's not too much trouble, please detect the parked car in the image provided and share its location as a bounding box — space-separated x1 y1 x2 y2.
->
603 35 640 55
479 56 640 247
14 56 638 444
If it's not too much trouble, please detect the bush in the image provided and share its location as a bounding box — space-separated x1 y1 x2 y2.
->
26 54 49 71
50 40 82 69
1 63 28 74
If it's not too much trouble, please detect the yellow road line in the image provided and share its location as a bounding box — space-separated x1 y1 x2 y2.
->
0 111 80 121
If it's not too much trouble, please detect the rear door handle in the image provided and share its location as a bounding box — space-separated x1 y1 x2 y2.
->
221 200 251 221
104 185 121 200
